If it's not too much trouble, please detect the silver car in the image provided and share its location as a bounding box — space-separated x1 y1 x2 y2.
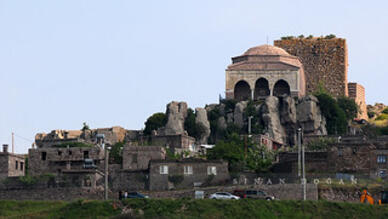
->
209 192 240 200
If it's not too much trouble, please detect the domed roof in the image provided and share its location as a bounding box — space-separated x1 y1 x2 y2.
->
243 45 290 56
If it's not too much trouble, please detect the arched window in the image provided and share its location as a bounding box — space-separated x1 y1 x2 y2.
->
273 80 291 97
254 78 270 100
234 80 251 101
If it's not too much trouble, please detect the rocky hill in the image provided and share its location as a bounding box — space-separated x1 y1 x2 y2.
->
154 95 327 146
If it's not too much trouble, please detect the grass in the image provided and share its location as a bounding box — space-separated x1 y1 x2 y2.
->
2 199 388 218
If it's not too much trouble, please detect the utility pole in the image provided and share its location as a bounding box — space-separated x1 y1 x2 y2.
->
12 132 14 153
248 116 253 136
297 128 301 177
97 134 108 200
302 131 306 201
104 143 109 201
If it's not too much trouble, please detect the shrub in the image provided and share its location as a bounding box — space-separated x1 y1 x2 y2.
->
184 108 196 137
306 137 335 151
368 111 376 119
382 108 388 114
109 142 124 164
315 93 347 135
376 114 388 121
337 96 359 121
325 34 336 39
143 112 167 135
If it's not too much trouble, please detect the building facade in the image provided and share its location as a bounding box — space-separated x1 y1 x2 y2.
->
225 45 306 101
0 145 25 179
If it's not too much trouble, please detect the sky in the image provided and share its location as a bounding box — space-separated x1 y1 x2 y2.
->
1 0 387 153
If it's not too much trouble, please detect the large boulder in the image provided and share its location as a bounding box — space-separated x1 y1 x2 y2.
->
280 96 297 145
164 101 188 135
234 101 248 128
195 107 211 144
261 96 286 144
297 95 327 135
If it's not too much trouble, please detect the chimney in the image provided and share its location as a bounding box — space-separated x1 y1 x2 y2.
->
2 144 8 153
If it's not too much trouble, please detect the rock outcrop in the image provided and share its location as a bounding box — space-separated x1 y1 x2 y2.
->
195 108 211 144
261 96 287 144
234 101 248 128
297 95 327 135
279 96 297 145
164 101 188 135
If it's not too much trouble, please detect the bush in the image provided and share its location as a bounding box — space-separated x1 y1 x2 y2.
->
109 142 124 164
306 137 335 151
368 111 376 119
375 114 388 121
315 93 347 135
144 112 167 135
337 96 359 121
325 34 336 39
382 108 388 114
184 108 208 140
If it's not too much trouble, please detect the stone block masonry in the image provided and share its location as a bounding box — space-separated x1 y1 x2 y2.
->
275 38 348 97
348 82 368 120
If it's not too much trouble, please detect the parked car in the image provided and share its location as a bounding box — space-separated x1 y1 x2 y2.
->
128 192 149 199
209 192 240 200
233 189 247 199
245 190 275 200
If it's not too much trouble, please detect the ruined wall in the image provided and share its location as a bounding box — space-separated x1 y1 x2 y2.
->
274 38 348 97
348 82 368 120
28 146 104 176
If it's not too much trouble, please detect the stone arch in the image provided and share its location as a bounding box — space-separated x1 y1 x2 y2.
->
254 78 270 100
234 80 251 101
273 80 291 97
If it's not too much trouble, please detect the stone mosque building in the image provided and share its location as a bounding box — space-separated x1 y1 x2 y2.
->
225 37 368 120
225 45 306 101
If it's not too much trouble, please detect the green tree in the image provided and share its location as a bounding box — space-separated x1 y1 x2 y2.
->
109 142 124 164
143 112 167 135
81 122 90 131
184 108 196 137
337 96 359 121
246 146 275 173
315 92 347 135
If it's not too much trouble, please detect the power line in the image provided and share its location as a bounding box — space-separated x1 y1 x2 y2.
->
13 133 33 143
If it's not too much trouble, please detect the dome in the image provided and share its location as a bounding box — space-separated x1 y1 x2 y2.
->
243 45 290 56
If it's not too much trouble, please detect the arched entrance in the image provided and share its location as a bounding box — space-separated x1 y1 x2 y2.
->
273 80 291 97
234 80 251 101
254 78 270 100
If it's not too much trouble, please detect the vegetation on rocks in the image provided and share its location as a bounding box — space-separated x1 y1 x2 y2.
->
143 112 167 135
207 133 275 173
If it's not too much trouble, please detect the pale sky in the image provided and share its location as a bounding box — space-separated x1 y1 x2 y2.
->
1 0 387 153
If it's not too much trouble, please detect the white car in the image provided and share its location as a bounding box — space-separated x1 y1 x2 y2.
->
209 192 240 200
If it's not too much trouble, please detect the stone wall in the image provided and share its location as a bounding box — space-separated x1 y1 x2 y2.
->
275 38 348 97
348 82 368 120
122 146 165 171
0 187 105 201
149 160 229 191
110 170 148 192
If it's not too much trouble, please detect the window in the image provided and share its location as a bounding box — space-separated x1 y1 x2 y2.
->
15 161 18 170
58 151 62 156
160 165 168 174
83 151 89 159
69 150 72 155
207 166 217 175
41 152 47 161
377 155 387 164
338 148 343 157
184 166 193 175
20 162 24 171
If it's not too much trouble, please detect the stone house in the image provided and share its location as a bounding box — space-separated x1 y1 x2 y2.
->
28 146 105 176
273 136 388 178
0 144 25 179
140 133 196 154
149 159 229 191
122 145 166 171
